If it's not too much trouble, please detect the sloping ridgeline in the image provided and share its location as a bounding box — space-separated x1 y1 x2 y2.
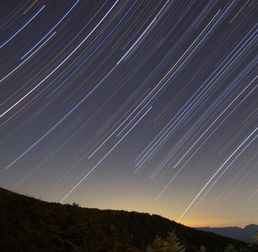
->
197 225 258 243
0 187 246 252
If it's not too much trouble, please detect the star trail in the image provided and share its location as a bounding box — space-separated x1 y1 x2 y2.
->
0 0 257 227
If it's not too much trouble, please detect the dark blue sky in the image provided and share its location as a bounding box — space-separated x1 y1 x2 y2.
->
0 0 257 227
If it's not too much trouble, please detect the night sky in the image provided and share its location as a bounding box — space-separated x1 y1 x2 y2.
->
0 0 257 227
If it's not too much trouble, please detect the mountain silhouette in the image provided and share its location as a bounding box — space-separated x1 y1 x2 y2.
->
197 225 258 243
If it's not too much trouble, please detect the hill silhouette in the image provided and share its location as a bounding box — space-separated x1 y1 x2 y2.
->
197 225 258 243
0 187 248 252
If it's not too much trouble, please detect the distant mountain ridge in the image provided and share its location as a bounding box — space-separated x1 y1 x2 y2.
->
197 224 258 242
0 187 248 252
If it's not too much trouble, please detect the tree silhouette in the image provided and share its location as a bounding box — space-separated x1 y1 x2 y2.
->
248 232 258 251
199 245 207 252
146 232 185 252
224 244 237 252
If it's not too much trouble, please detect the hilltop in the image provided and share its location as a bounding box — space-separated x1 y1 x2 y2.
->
0 187 249 251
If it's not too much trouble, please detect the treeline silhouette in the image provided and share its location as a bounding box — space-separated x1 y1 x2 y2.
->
0 187 254 252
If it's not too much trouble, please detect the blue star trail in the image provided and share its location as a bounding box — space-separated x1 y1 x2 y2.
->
0 0 257 227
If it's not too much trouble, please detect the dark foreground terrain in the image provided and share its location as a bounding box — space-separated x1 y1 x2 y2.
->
0 187 251 252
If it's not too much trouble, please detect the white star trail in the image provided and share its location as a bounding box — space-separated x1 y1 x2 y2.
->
0 0 257 227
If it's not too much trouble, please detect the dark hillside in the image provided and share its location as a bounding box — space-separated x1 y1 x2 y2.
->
0 187 247 252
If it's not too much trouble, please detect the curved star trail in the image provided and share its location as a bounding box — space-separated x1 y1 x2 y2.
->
0 0 257 227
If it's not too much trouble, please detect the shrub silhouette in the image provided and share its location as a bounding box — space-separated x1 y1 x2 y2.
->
146 232 185 252
199 245 207 252
224 244 237 252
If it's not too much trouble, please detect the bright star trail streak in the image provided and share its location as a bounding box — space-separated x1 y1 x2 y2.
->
60 106 152 203
0 0 257 227
177 128 258 222
21 0 80 60
0 4 46 48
